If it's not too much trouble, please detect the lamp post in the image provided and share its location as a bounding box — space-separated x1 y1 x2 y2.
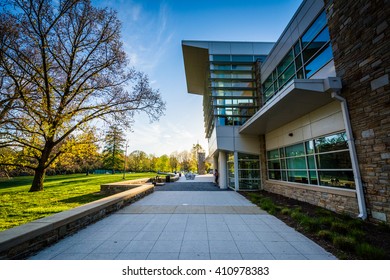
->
123 141 128 179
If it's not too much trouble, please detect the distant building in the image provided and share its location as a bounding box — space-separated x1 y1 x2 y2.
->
197 152 206 175
182 0 390 223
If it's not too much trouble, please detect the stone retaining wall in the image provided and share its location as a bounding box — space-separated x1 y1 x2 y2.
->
0 185 154 260
264 181 359 217
100 178 151 195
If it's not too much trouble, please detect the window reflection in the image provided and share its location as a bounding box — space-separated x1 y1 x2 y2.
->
303 27 330 63
262 9 333 104
267 132 355 189
305 44 333 78
301 11 327 48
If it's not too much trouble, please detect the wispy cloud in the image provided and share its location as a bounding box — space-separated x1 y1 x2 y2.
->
118 1 175 73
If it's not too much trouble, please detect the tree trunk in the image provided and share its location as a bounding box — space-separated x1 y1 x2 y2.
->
30 166 46 192
29 143 53 192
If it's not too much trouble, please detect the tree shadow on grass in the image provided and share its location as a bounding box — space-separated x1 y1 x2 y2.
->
58 193 106 204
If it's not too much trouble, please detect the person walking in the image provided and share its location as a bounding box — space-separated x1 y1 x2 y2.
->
214 169 219 185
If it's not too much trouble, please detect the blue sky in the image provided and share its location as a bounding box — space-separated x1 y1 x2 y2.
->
94 0 303 156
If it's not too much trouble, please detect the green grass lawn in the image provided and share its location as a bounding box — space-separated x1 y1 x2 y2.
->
0 172 156 231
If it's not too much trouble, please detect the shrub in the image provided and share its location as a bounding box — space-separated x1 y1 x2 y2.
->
331 221 349 234
280 208 291 215
291 210 305 222
300 216 320 233
349 228 366 242
355 243 387 260
259 197 274 210
332 235 356 252
317 230 333 241
317 216 335 228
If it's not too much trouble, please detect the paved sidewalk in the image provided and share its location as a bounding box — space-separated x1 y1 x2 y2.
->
29 177 336 260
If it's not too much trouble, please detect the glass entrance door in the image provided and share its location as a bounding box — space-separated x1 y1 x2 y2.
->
238 153 261 190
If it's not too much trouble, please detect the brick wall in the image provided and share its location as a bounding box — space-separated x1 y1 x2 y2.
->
325 0 390 222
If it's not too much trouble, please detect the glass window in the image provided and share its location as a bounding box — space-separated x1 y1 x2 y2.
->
294 41 301 56
309 171 318 185
277 50 294 74
213 55 231 62
278 63 295 87
286 157 306 169
279 148 285 157
305 140 315 154
295 56 302 70
239 179 260 190
239 160 259 170
263 75 273 90
232 64 253 70
263 86 275 101
262 10 333 105
239 153 259 160
315 132 348 153
267 149 279 159
268 160 280 169
238 153 261 190
231 72 253 79
305 44 333 78
288 170 308 184
281 170 288 181
268 170 281 180
227 152 234 161
301 11 327 48
232 82 254 88
239 170 260 179
281 158 286 169
232 55 254 62
211 72 231 78
317 151 352 169
319 171 355 189
285 143 305 157
266 132 355 190
213 90 225 97
303 27 331 63
307 155 316 169
213 64 231 70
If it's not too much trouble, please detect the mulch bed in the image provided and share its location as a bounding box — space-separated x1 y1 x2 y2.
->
240 190 390 260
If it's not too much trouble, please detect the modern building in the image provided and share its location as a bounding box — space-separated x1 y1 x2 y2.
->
182 0 389 224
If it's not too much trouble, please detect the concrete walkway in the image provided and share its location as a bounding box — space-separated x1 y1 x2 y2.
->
29 176 336 260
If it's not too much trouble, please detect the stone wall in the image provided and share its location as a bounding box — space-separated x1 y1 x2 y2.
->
100 178 151 195
264 181 359 216
325 0 390 223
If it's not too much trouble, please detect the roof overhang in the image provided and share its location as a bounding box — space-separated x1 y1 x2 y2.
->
182 43 209 95
239 78 342 135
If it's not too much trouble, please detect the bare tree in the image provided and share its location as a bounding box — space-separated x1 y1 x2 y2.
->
0 0 165 191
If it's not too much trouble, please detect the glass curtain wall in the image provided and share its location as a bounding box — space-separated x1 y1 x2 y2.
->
204 55 266 138
267 132 355 189
262 10 333 104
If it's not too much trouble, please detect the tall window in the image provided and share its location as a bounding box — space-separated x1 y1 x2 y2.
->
204 54 264 137
238 153 260 190
262 10 333 104
267 132 355 189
